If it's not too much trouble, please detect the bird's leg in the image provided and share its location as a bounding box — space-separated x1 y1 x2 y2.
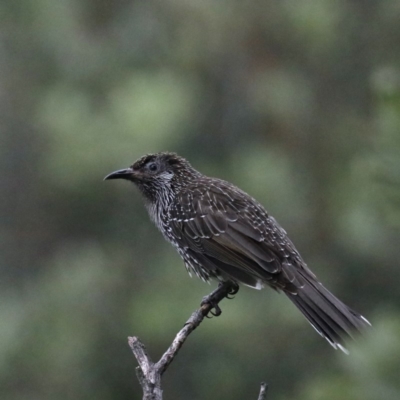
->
201 281 239 317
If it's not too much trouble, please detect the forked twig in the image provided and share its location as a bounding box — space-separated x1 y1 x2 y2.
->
128 282 267 399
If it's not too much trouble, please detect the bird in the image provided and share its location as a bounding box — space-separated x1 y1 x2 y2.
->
104 152 370 353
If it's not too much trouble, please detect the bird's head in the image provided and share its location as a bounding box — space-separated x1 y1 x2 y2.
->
104 152 197 202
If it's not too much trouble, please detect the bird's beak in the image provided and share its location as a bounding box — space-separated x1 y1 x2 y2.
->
104 168 134 181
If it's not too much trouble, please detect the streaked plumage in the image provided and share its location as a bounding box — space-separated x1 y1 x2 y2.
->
105 152 370 352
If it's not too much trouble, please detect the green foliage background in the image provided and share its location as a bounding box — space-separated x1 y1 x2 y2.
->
1 1 400 399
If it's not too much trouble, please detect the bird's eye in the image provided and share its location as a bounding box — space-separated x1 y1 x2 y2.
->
148 163 158 172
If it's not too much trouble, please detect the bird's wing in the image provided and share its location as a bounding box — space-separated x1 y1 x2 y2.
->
169 179 310 290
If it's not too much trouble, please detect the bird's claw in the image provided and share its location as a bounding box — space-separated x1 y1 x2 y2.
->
210 305 222 316
201 295 222 317
226 283 239 299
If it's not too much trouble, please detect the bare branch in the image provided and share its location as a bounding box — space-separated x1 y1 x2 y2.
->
128 337 154 379
128 337 162 400
128 282 267 399
257 382 268 400
156 281 234 375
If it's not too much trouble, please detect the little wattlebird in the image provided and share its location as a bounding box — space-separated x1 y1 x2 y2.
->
105 152 370 353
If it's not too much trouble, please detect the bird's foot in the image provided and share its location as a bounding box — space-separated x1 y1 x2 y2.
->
201 281 239 317
201 293 222 317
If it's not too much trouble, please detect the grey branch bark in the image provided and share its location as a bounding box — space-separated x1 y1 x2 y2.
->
257 382 268 400
128 282 267 399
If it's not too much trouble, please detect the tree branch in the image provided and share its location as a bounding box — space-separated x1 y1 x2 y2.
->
258 382 268 400
128 282 267 399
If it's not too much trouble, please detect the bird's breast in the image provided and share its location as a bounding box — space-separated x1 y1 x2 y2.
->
145 201 177 244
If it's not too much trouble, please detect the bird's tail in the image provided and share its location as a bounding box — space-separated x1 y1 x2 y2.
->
285 278 370 353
